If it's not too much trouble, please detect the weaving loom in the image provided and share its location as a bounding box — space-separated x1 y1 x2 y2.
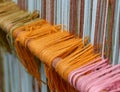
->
0 0 120 92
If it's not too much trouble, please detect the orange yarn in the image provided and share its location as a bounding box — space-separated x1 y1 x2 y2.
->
13 19 61 86
44 65 78 92
0 3 101 90
12 17 101 92
55 44 100 81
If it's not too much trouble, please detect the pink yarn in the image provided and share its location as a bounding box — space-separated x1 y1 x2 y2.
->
89 74 120 92
77 65 111 91
79 65 120 91
68 58 107 86
110 88 120 92
67 58 120 92
72 60 108 87
85 67 120 92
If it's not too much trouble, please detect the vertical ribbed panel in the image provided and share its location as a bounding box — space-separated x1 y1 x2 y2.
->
2 1 119 92
83 0 91 40
112 0 120 65
28 0 34 12
90 0 97 45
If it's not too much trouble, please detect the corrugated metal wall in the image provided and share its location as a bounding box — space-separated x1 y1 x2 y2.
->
0 0 120 92
12 0 119 64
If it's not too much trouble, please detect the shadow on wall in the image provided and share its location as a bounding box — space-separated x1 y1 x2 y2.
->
0 19 12 92
0 50 4 92
0 1 4 92
0 24 8 92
